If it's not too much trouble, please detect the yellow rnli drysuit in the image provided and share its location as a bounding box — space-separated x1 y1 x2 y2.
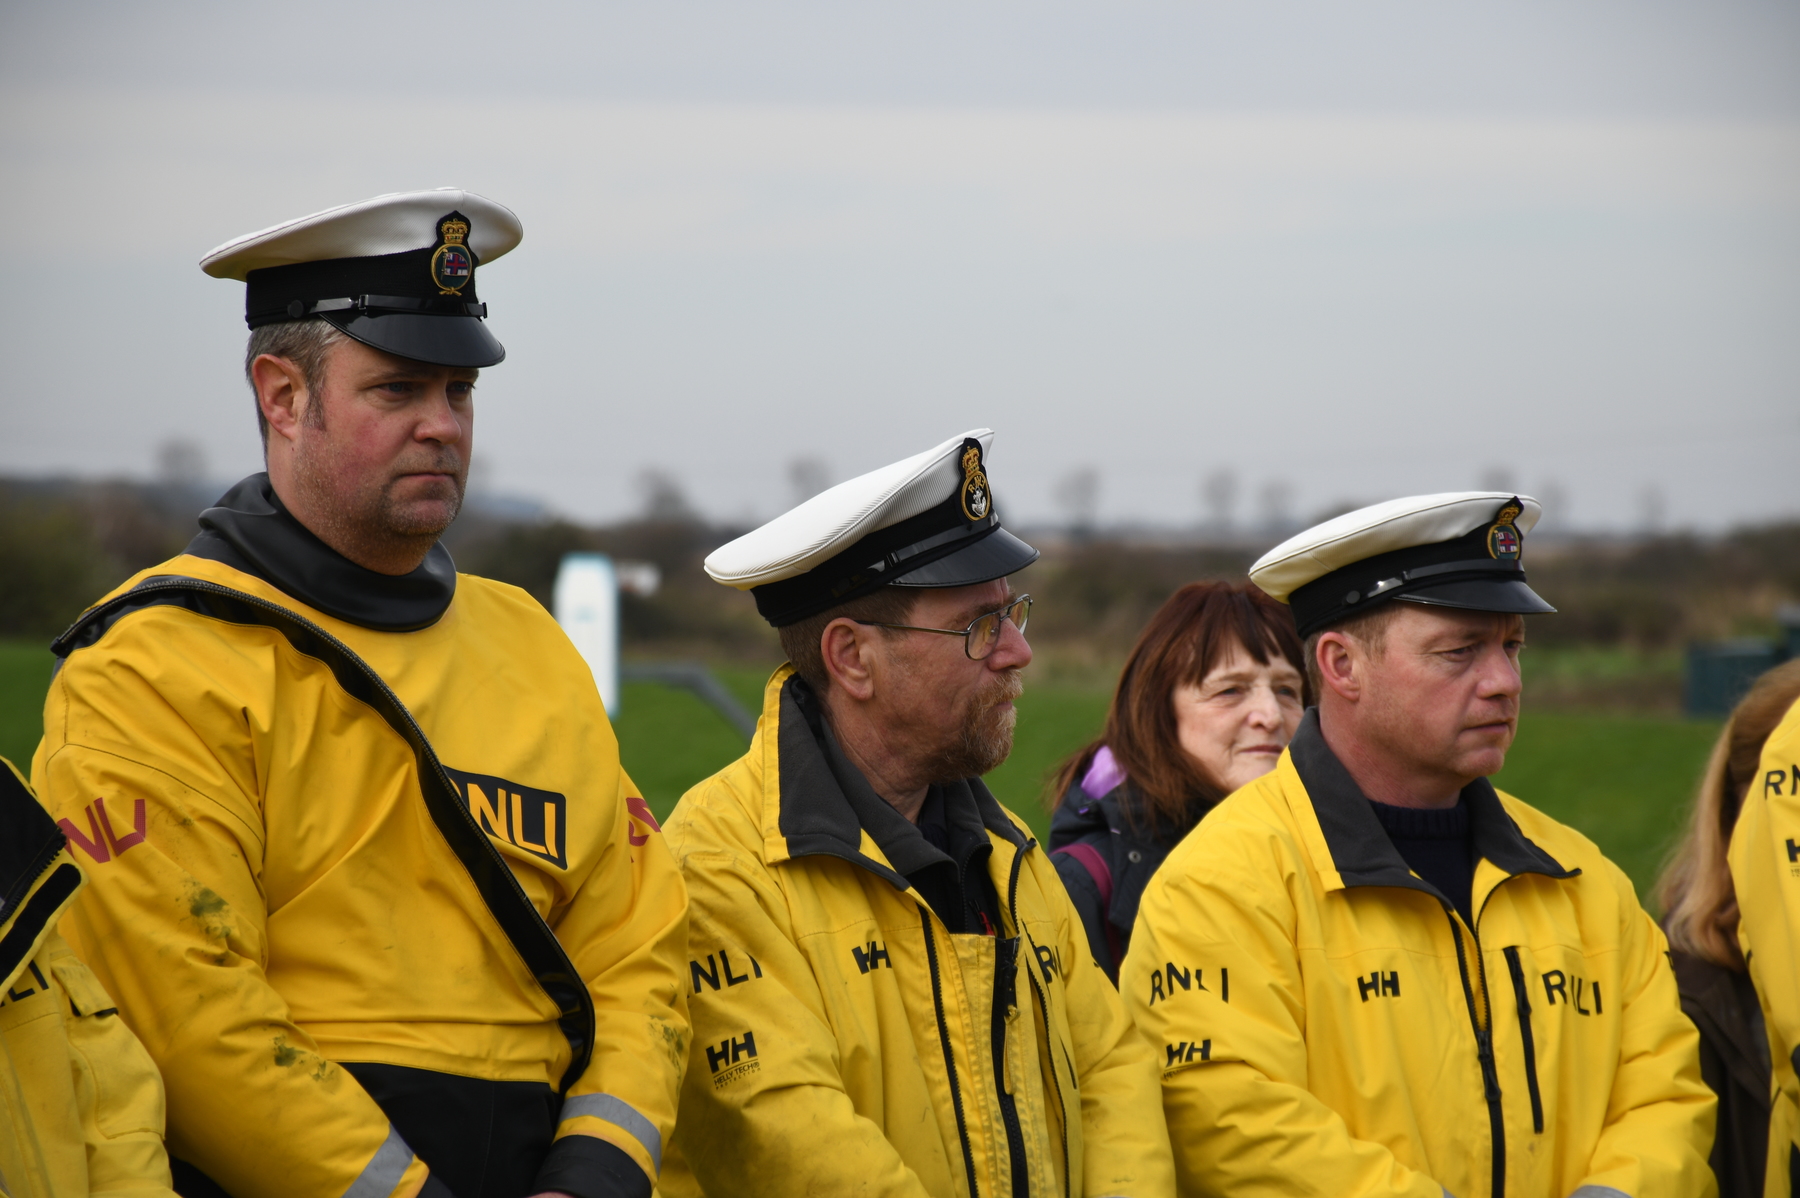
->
1729 695 1800 1196
32 539 688 1198
656 667 1173 1198
0 758 176 1198
1126 712 1715 1198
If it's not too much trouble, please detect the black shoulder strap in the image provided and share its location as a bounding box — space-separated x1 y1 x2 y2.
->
53 576 595 1093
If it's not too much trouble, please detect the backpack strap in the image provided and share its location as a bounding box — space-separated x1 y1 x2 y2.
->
1057 841 1113 909
1054 840 1124 967
53 576 596 1093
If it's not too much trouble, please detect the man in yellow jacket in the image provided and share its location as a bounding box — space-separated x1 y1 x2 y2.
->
659 431 1174 1198
2 759 177 1198
32 192 687 1198
1728 697 1800 1196
1126 493 1716 1198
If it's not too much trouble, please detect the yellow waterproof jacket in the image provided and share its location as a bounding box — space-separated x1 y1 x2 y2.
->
658 667 1174 1198
32 546 688 1198
1125 713 1715 1198
1728 696 1800 1197
0 758 175 1198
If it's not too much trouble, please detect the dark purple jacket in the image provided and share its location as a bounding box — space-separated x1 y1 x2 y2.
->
1047 755 1196 984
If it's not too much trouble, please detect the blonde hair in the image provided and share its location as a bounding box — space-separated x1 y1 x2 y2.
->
1656 657 1800 969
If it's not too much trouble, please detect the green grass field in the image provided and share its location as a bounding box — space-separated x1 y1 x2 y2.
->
0 645 1719 899
0 642 53 770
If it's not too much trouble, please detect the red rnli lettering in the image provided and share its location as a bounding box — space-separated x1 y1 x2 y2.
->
627 795 662 846
58 798 148 864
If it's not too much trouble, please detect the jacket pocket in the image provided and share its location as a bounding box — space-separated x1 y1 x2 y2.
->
50 954 166 1140
1502 946 1545 1134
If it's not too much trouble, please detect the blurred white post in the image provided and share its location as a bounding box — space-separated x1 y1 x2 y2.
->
554 553 620 714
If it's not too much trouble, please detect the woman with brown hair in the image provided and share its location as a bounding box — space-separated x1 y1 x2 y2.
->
1655 658 1800 1197
1048 581 1308 981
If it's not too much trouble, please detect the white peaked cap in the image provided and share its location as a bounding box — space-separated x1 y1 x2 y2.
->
200 188 523 279
706 429 1040 627
708 429 998 588
1250 492 1552 637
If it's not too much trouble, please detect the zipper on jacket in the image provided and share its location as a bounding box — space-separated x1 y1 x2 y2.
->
1024 938 1072 1198
1448 913 1506 1198
992 936 1029 1198
990 843 1032 1198
921 908 981 1198
1502 946 1545 1134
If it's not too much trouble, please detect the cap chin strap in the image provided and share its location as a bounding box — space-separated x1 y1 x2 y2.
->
1346 557 1520 607
282 295 489 320
864 517 998 579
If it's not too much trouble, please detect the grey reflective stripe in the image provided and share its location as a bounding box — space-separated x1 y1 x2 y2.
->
342 1125 415 1198
1568 1188 1632 1198
561 1092 663 1170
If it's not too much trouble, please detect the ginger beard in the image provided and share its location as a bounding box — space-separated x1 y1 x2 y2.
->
923 667 1025 783
288 406 467 555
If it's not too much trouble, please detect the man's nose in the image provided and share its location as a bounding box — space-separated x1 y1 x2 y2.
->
1478 643 1523 699
416 388 466 443
987 615 1033 671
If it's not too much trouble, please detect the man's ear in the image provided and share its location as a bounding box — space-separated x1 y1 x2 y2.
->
820 618 879 702
251 354 309 448
1315 630 1363 704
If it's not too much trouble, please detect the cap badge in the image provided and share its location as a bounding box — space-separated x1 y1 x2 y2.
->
429 213 474 295
1487 501 1523 561
960 444 991 521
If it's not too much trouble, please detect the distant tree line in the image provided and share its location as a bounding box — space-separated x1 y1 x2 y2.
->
4 477 1798 662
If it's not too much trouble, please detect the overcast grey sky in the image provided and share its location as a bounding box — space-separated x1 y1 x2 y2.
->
2 0 1797 532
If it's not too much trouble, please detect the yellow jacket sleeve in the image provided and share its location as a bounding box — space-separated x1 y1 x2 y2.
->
1123 855 1442 1198
1574 886 1717 1196
1730 697 1800 1195
667 850 935 1198
541 767 690 1189
1042 865 1175 1197
36 743 431 1198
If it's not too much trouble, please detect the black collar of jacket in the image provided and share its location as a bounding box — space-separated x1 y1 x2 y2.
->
184 473 457 632
775 674 1025 889
1051 776 1200 853
1288 708 1576 899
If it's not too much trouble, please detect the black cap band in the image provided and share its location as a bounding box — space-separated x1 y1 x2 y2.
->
240 210 504 368
751 492 1003 626
746 438 1042 625
244 245 483 328
1288 498 1554 637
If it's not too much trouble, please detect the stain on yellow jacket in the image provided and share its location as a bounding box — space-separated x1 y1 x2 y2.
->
32 556 688 1198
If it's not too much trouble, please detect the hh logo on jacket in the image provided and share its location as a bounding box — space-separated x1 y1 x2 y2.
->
445 767 568 869
707 1030 760 1088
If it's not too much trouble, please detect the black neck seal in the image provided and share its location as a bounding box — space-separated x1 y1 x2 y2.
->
184 473 457 632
